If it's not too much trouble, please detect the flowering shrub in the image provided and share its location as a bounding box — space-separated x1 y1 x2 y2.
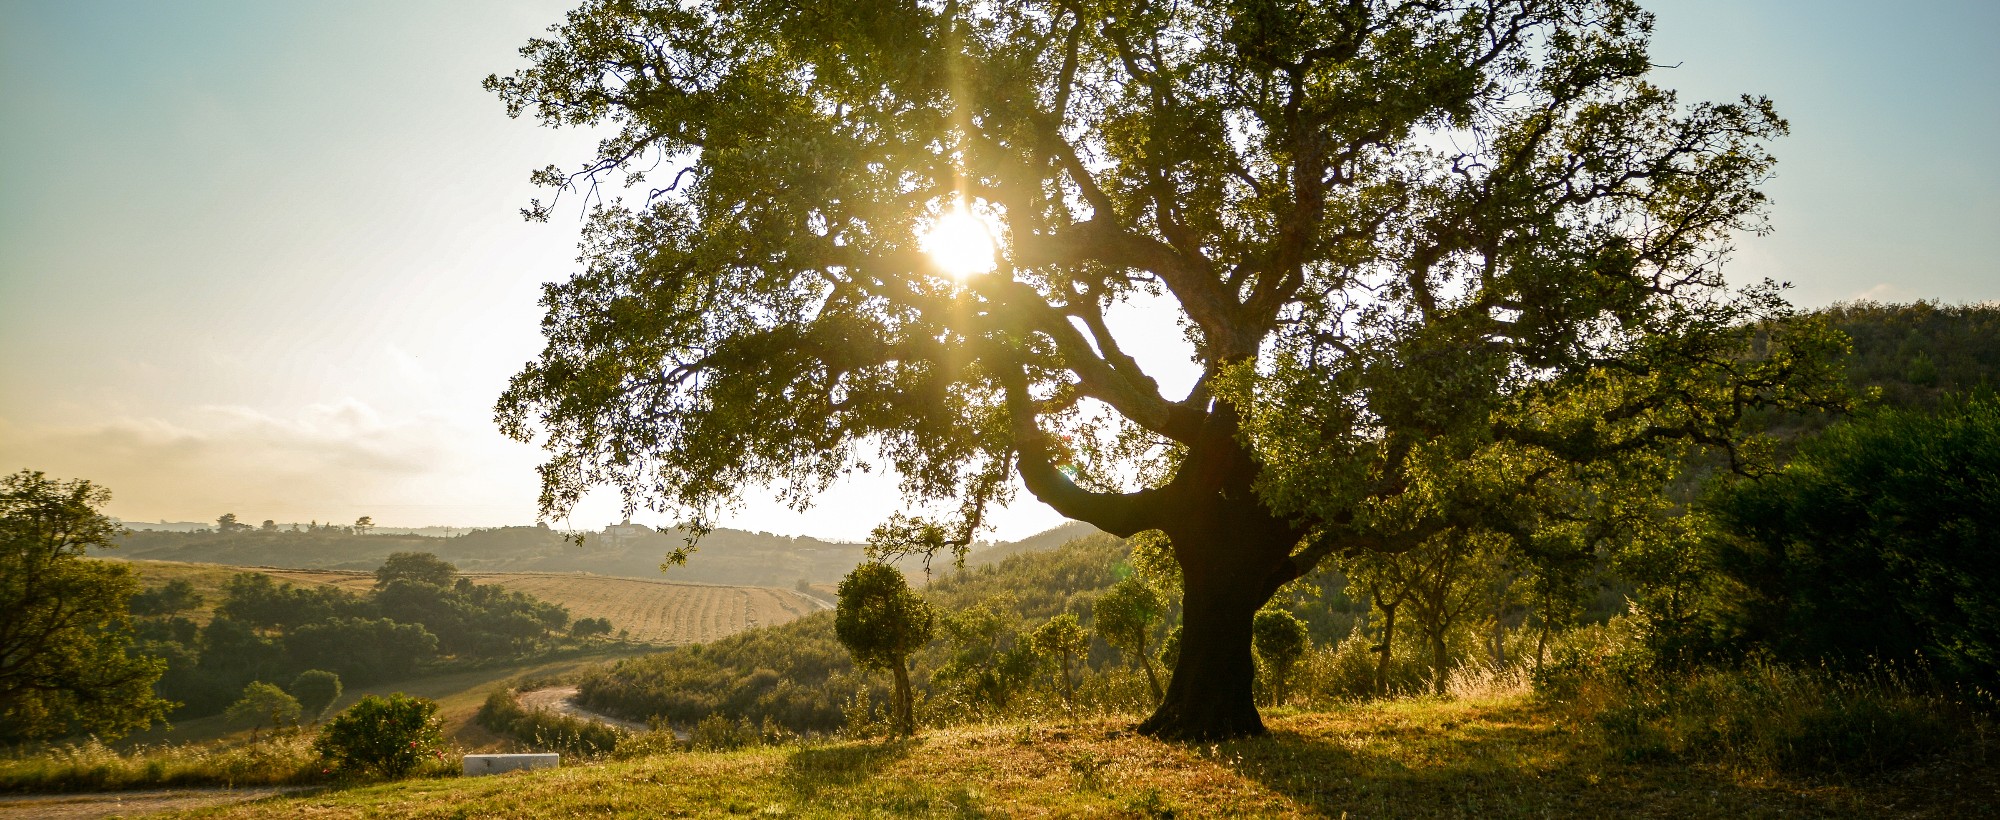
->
313 694 445 778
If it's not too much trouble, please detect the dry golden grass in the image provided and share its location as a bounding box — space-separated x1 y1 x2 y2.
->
174 692 1997 819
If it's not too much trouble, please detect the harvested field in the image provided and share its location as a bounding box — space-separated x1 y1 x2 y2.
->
460 572 826 644
102 559 824 644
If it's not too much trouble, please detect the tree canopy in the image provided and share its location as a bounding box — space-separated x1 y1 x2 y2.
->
490 0 1843 738
0 471 169 743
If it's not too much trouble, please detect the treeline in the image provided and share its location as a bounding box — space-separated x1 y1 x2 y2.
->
129 553 586 717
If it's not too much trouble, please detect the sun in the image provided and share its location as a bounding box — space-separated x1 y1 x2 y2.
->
920 203 998 279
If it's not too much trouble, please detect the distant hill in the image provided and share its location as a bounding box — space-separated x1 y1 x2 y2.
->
1818 301 2000 408
107 558 823 645
110 520 1101 588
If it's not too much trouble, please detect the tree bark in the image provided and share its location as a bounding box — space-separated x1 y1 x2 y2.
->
891 659 914 736
1375 603 1398 697
1430 630 1450 695
1138 563 1270 740
1134 474 1304 740
1137 632 1163 704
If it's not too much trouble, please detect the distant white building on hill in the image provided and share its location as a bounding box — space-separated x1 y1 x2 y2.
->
600 519 653 550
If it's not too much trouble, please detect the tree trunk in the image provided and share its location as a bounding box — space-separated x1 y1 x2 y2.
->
1137 632 1163 704
1430 630 1450 695
1535 622 1549 673
1138 566 1268 740
891 659 914 736
1028 404 1303 741
1059 653 1076 709
1375 603 1398 697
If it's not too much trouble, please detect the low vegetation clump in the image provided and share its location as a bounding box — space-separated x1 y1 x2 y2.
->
475 690 625 757
1540 622 1993 777
0 734 320 793
312 694 449 780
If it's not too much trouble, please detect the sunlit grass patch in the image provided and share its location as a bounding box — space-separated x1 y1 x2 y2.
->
172 691 1998 818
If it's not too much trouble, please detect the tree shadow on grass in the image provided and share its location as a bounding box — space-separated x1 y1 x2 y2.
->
781 737 916 797
1203 706 1870 819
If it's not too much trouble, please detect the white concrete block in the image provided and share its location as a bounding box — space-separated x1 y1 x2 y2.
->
462 753 559 776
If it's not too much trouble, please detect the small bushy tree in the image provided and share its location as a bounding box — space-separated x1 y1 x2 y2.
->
935 600 1038 717
569 617 614 639
1094 577 1165 703
314 694 446 779
835 563 935 735
1251 609 1309 706
1030 614 1090 708
290 669 343 722
226 681 302 733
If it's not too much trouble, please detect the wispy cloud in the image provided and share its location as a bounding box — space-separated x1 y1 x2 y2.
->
0 399 521 524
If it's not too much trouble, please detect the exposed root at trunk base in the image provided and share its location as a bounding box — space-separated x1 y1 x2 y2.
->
1134 703 1268 742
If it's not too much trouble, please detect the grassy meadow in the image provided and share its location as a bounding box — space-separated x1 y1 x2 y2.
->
169 683 1996 819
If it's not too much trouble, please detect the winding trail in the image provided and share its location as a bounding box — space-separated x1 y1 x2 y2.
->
516 686 685 738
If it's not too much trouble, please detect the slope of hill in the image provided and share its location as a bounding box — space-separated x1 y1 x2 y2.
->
106 558 823 645
109 520 1101 587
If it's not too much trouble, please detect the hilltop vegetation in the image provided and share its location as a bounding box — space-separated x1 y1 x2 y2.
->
110 520 1075 588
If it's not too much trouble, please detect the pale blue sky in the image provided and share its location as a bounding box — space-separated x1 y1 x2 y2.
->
1 1 1994 537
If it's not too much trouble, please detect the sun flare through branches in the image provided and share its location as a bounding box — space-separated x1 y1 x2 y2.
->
919 202 997 280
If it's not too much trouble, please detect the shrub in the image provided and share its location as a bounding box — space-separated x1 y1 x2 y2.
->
313 694 445 779
225 682 301 732
1707 396 2000 685
688 713 759 751
1252 609 1310 706
1538 623 1989 775
289 670 342 722
475 690 625 757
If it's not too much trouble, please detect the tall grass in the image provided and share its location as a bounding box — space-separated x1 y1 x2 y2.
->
1539 623 1993 776
0 734 322 793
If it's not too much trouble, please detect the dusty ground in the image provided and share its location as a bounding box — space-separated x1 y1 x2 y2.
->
516 686 652 733
0 788 299 819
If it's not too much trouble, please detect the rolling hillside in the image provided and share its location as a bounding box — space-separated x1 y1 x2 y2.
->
105 558 824 645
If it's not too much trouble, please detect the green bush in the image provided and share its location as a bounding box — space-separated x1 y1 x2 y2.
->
313 694 445 779
225 681 301 732
1252 609 1310 706
1707 396 2000 684
289 670 342 722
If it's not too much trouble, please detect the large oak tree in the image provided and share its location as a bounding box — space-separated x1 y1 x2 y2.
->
490 0 1842 739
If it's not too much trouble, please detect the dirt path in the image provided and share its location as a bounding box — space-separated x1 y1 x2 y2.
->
516 686 653 733
0 787 300 819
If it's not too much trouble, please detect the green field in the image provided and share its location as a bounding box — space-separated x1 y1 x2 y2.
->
172 691 1996 818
